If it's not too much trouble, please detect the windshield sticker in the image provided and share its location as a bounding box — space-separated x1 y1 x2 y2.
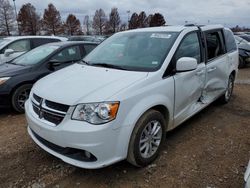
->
150 33 172 39
152 61 159 65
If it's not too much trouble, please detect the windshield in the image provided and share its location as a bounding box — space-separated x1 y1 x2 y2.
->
0 38 11 49
84 31 179 71
11 45 59 66
240 35 250 42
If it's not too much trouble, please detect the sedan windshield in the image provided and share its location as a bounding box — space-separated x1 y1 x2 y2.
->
10 45 59 66
84 31 179 71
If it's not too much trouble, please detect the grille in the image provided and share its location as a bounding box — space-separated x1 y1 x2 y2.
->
32 93 69 125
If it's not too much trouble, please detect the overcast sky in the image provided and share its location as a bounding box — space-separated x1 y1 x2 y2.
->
13 0 250 27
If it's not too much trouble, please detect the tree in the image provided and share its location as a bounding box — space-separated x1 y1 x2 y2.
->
0 0 15 36
108 7 120 33
145 14 153 27
92 9 106 35
83 15 90 35
149 13 166 27
42 3 62 35
129 12 139 29
65 14 81 35
17 3 40 35
138 11 147 28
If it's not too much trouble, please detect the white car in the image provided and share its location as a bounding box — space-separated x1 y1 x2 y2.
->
0 36 67 64
245 160 250 188
25 25 238 169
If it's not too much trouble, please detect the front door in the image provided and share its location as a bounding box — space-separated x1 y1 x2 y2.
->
173 32 206 126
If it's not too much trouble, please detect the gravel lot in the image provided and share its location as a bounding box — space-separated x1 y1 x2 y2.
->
0 68 250 188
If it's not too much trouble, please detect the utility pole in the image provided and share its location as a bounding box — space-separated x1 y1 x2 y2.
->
13 0 20 35
126 10 130 30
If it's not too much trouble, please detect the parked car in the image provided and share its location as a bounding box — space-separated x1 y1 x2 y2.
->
0 41 98 113
245 160 250 188
235 35 250 68
26 25 238 169
0 36 68 64
68 35 106 43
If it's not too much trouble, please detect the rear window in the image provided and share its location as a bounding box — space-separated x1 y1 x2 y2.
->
32 38 60 48
224 29 237 52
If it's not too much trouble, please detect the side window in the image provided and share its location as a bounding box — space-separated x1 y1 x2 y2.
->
224 29 237 52
6 39 31 52
33 38 60 48
175 32 201 63
51 46 81 62
81 44 97 56
206 31 225 60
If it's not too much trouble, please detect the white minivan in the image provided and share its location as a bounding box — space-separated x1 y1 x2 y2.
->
25 25 238 169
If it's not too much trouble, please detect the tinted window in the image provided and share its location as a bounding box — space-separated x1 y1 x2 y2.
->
51 46 81 62
206 31 225 60
224 29 237 52
6 39 31 52
81 44 97 55
33 38 60 48
175 32 201 63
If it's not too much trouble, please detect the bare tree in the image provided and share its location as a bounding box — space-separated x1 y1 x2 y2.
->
42 3 62 35
0 0 15 36
17 3 41 35
108 7 120 33
150 13 166 27
128 12 139 29
92 9 106 35
138 11 147 28
65 14 81 35
83 15 90 35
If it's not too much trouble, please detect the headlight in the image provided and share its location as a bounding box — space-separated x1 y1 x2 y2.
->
0 77 10 85
72 102 120 124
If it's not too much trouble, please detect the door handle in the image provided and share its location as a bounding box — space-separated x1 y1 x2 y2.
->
196 70 204 76
207 67 217 73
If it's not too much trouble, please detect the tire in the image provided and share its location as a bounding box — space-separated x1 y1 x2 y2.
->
127 110 166 167
238 56 245 69
11 84 32 113
218 74 234 104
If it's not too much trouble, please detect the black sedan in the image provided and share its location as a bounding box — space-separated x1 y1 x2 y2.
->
0 41 98 113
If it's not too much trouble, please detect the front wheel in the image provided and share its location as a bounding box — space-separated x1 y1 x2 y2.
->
11 84 32 113
218 74 234 104
127 110 166 167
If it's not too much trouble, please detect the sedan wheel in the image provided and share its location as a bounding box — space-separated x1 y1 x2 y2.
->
12 84 32 113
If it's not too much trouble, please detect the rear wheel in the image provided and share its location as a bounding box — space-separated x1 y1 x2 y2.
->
127 110 166 167
218 74 234 104
11 84 32 113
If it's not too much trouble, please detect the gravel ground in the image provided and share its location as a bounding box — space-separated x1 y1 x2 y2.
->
0 68 250 188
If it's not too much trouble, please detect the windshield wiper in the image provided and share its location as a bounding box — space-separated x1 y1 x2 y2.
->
90 63 128 70
80 60 90 65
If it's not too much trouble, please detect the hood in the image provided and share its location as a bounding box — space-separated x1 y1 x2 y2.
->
0 63 30 77
32 64 148 105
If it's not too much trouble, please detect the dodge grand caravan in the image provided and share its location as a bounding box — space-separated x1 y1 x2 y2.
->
25 25 238 169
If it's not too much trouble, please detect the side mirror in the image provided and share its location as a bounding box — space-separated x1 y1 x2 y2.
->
48 59 61 70
4 49 15 57
176 57 198 72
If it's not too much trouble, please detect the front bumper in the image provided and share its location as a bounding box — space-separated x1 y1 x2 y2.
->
25 100 131 169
